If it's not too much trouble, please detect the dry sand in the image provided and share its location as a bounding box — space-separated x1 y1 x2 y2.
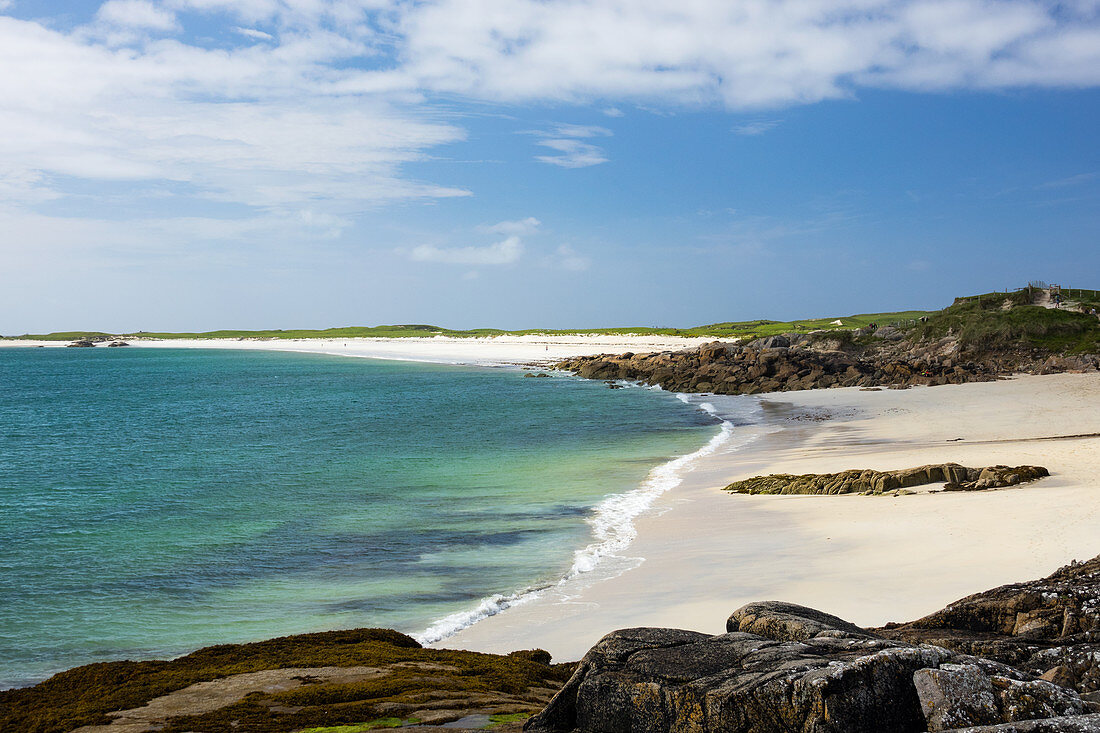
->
440 372 1100 662
0 334 713 366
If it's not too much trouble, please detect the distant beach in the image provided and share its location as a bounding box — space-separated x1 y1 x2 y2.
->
0 334 717 367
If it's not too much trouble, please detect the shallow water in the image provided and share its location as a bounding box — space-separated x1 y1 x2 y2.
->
0 347 720 688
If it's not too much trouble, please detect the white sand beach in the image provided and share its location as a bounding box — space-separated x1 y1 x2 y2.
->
9 335 1099 665
439 372 1100 662
0 334 714 366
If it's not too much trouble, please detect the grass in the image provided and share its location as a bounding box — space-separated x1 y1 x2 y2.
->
3 310 935 343
297 718 407 732
917 293 1100 353
0 628 573 733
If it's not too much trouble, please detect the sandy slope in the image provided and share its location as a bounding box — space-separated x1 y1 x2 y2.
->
440 373 1100 662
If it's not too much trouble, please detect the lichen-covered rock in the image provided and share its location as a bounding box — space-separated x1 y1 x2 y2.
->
878 556 1100 694
554 328 1097 396
727 600 875 640
525 603 1091 733
915 663 1002 730
723 464 1049 496
944 713 1100 731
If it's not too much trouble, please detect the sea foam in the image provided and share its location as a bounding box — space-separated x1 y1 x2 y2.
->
415 390 760 646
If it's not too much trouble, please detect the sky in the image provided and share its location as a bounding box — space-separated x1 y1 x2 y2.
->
1 0 1098 333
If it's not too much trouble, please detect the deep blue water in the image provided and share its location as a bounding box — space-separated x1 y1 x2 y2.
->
0 347 718 688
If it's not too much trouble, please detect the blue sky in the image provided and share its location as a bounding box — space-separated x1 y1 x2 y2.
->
1 0 1098 332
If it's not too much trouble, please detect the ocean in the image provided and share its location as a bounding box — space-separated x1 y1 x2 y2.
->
0 347 727 689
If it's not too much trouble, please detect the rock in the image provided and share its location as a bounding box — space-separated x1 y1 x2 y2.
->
914 663 1000 730
553 314 1093 397
66 339 96 347
525 603 1091 733
944 713 1100 731
877 555 1100 695
524 372 551 378
107 341 130 347
724 464 1049 496
874 325 906 341
727 600 874 641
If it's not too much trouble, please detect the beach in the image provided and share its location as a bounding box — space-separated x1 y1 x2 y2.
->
439 371 1100 662
7 334 1099 666
0 334 716 366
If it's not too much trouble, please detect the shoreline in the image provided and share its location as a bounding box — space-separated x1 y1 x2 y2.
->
6 338 1100 682
438 372 1100 662
0 334 717 367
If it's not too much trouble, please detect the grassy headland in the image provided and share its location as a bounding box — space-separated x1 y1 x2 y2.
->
4 311 934 342
5 286 1097 350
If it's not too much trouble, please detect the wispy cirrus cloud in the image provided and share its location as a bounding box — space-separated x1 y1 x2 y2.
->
529 124 612 168
733 119 781 136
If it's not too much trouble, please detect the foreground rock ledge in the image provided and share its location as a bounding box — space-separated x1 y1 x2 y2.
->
525 600 1099 733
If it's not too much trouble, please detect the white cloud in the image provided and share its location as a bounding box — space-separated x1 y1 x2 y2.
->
96 0 179 31
480 217 541 236
412 235 524 265
0 0 1098 263
410 217 544 265
529 123 612 168
396 0 1100 108
0 14 468 215
552 244 590 271
1036 172 1097 189
234 26 274 41
733 120 781 136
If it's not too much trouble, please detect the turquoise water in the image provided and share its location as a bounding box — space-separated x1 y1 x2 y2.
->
0 348 719 688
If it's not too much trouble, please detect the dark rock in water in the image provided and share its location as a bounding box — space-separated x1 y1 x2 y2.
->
524 372 551 378
724 464 1050 495
878 555 1100 696
525 602 1090 733
66 340 96 348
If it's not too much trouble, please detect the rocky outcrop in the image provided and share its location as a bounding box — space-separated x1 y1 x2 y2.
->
106 341 130 347
525 601 1095 733
878 556 1100 696
554 334 1099 396
66 340 96 348
0 629 574 733
724 464 1050 496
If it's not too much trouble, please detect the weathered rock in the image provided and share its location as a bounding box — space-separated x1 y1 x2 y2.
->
67 339 96 347
724 464 1049 496
525 603 1090 733
727 600 874 640
945 713 1100 731
554 317 1096 396
878 556 1100 695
